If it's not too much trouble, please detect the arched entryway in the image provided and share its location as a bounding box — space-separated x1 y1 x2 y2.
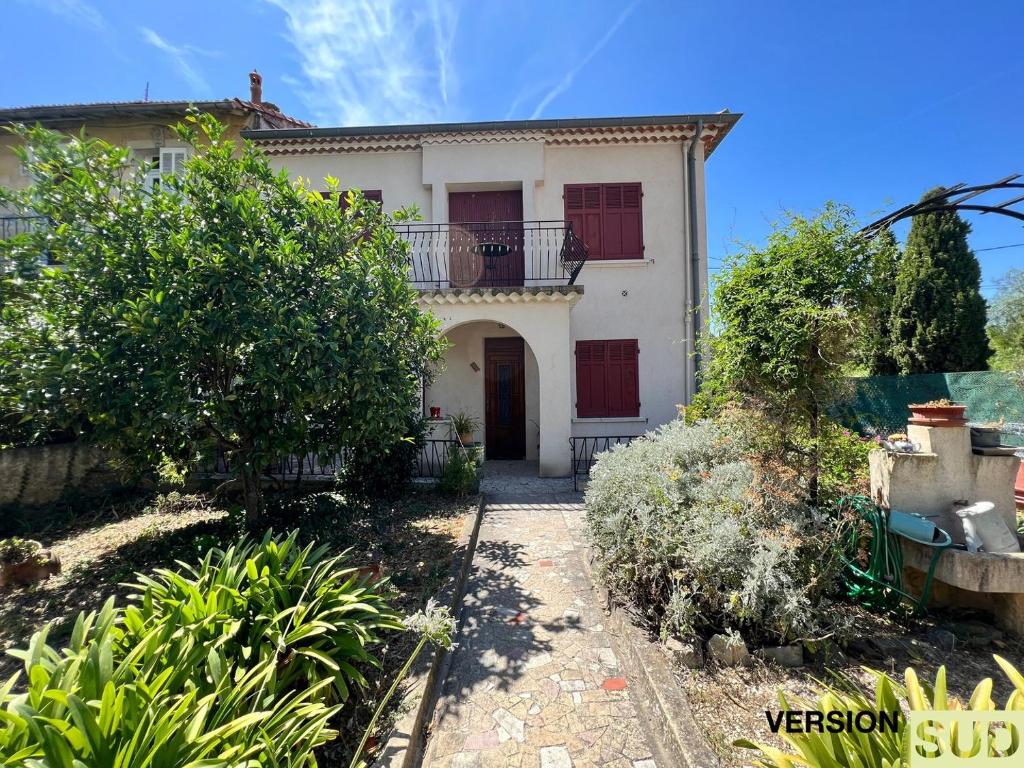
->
425 320 541 462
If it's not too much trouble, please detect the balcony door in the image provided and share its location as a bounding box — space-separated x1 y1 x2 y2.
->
448 190 524 288
484 337 526 459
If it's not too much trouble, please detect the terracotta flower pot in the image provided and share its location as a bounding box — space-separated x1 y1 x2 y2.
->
1015 459 1024 513
356 563 383 584
458 432 474 446
908 402 968 427
0 550 60 589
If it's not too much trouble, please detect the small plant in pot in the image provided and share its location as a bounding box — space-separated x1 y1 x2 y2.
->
0 537 61 588
908 398 968 427
450 411 481 446
970 419 1004 448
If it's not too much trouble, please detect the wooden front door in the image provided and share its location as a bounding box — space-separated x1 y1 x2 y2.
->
448 191 525 288
484 337 526 460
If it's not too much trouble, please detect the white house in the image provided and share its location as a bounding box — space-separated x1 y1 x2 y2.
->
246 113 740 478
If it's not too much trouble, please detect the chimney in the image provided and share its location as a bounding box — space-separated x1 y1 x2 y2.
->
249 70 263 105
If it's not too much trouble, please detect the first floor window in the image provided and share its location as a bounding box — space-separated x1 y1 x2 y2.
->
143 148 190 191
324 189 383 210
575 339 640 417
563 182 644 260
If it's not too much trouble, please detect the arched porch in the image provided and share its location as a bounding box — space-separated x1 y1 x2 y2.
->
420 289 581 476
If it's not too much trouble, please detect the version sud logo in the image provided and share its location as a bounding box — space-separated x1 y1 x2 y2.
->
909 711 1024 766
765 708 1024 765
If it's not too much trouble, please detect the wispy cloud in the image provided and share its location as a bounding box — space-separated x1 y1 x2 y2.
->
20 0 106 31
529 0 641 119
266 0 460 126
140 27 218 94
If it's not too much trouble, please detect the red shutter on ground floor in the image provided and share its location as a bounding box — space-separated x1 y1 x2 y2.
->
575 339 639 418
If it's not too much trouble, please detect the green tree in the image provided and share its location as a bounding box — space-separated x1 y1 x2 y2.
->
0 115 445 522
698 203 875 506
888 187 992 373
861 228 901 375
989 268 1024 373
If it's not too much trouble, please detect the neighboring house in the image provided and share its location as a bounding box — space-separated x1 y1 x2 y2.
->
0 70 309 232
245 112 740 477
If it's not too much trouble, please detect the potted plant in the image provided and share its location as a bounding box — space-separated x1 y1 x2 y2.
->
908 399 968 427
970 420 1004 448
450 411 481 446
0 538 60 588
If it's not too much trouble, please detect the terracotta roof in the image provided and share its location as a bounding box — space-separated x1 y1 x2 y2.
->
244 112 741 158
0 98 312 129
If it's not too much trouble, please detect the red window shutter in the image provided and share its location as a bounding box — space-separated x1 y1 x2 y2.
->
575 341 602 418
339 189 383 211
613 340 640 417
601 183 643 260
564 184 603 258
575 339 639 418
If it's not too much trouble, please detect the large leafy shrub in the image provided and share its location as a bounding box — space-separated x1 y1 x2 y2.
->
695 204 877 506
738 655 1024 767
0 115 445 521
126 532 403 704
585 419 847 644
0 533 403 767
339 415 428 499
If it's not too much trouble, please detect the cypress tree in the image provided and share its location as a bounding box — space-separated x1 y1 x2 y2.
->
888 187 992 373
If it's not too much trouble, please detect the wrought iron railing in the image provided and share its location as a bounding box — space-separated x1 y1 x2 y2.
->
570 435 642 491
396 220 588 290
415 438 462 478
0 215 47 240
1 216 55 272
202 438 461 482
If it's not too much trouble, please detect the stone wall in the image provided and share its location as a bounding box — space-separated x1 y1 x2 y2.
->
0 443 119 508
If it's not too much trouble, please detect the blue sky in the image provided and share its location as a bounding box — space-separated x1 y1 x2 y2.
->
4 0 1023 296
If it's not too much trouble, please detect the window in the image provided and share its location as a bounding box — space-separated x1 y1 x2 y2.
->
563 183 643 260
575 339 640 418
144 148 190 190
325 189 383 210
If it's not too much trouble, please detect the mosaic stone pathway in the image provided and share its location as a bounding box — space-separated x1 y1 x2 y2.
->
421 474 662 768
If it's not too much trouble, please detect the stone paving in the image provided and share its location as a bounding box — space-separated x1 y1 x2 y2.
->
421 462 661 768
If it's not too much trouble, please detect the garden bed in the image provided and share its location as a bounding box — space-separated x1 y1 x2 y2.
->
678 606 1024 766
0 487 477 765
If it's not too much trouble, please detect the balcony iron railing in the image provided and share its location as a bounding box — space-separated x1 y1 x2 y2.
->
1 216 53 272
2 216 591 291
0 215 47 240
396 220 588 290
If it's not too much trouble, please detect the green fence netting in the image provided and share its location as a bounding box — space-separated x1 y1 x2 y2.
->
831 371 1024 446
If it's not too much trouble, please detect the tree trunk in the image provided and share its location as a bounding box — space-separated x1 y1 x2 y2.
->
239 458 264 526
808 399 820 508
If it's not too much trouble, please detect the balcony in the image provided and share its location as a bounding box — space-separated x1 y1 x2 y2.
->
1 215 47 240
1 216 591 291
396 220 588 291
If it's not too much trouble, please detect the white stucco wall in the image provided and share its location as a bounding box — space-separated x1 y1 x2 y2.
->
536 142 694 438
270 150 432 219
